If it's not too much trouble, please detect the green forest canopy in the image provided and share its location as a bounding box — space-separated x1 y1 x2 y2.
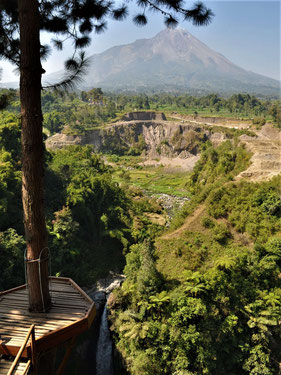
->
0 91 281 374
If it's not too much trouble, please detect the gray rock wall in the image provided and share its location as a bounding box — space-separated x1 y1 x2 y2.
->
122 112 166 121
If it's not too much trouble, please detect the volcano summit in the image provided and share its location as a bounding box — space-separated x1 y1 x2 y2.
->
56 28 280 95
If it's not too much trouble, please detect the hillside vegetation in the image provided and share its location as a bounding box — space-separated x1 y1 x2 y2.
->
109 141 281 375
0 89 281 374
0 111 164 288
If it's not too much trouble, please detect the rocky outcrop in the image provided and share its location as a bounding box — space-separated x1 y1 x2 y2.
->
122 111 166 121
236 124 281 181
46 120 215 160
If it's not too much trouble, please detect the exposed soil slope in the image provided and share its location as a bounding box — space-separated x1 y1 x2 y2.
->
236 124 281 181
46 113 280 182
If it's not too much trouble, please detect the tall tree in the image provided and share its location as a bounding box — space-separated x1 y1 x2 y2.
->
0 0 213 312
18 0 51 312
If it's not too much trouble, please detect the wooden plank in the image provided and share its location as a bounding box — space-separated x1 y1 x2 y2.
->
0 279 77 299
0 369 27 374
51 290 82 294
50 289 80 295
0 297 87 310
0 308 83 319
52 294 89 301
0 343 30 358
0 317 70 328
50 285 72 290
0 326 49 336
0 360 29 375
51 301 89 308
22 360 31 375
36 318 88 353
0 285 26 296
0 319 79 332
2 291 27 297
50 300 89 308
0 304 28 310
68 279 93 304
0 362 25 368
86 303 96 328
1 322 88 357
50 282 72 287
1 295 29 302
0 315 78 327
0 321 68 332
52 291 77 297
0 324 54 334
0 314 80 326
50 283 73 289
53 294 90 302
49 276 71 283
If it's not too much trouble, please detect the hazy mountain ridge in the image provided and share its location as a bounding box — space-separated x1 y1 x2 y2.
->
2 29 280 95
77 28 280 95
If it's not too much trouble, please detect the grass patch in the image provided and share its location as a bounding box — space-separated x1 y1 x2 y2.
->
108 156 191 197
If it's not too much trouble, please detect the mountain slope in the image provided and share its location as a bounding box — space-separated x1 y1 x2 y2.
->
51 28 279 95
2 29 280 95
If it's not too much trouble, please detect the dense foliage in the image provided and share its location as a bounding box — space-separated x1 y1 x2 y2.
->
2 89 280 136
0 94 281 374
109 142 281 375
0 110 163 287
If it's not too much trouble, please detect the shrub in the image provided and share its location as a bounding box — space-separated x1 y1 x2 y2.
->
201 216 215 228
213 223 231 244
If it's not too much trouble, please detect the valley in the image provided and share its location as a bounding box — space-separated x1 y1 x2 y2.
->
0 88 280 375
0 2 280 374
46 110 281 184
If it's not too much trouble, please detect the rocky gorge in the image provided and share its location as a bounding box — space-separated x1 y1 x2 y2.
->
46 112 281 182
46 112 229 167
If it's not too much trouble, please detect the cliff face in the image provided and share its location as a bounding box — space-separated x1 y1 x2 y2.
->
122 112 167 121
45 120 220 160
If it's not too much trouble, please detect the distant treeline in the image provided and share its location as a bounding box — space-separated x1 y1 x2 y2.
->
1 88 280 136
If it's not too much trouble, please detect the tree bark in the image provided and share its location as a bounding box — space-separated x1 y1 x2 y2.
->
18 0 51 312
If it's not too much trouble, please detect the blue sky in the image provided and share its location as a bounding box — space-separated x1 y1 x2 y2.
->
1 1 280 82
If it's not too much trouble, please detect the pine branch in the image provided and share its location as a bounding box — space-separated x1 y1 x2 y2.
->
42 51 91 91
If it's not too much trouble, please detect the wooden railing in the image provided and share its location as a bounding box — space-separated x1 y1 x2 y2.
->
7 324 36 375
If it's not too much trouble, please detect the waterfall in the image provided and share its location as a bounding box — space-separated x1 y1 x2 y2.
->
95 301 114 375
86 273 125 375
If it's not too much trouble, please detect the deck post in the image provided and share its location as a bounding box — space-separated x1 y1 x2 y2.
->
35 348 57 375
56 337 76 375
31 325 36 372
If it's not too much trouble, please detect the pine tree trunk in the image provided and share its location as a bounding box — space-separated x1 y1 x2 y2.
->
18 0 51 312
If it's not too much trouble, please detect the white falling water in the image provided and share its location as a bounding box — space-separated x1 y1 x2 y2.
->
96 302 114 375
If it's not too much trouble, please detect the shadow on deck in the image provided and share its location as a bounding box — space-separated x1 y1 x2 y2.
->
0 277 96 374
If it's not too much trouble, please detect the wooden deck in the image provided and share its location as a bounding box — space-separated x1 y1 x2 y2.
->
0 277 96 358
0 357 30 375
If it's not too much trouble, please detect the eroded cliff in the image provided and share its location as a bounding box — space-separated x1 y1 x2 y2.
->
46 119 225 161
